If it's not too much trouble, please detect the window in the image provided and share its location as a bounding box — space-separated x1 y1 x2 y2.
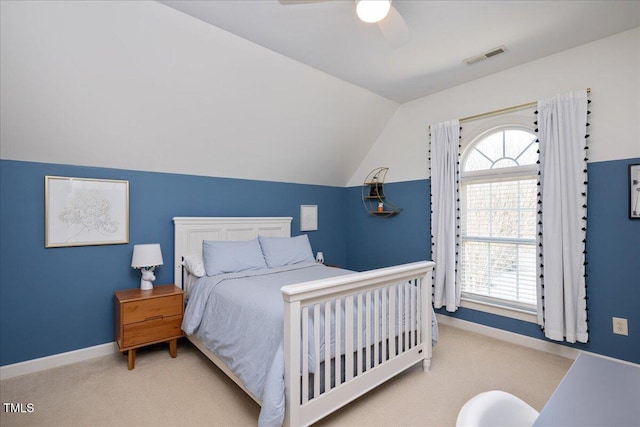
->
460 127 538 314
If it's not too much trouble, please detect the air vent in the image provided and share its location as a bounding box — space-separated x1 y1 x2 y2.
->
464 45 508 65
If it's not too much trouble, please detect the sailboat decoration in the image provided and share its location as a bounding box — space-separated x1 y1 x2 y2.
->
362 167 402 216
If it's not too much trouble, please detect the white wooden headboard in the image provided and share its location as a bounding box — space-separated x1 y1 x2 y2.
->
172 217 292 289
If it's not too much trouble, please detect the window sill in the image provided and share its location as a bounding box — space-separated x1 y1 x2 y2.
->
460 297 538 324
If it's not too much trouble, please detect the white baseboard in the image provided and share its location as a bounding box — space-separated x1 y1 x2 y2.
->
0 342 119 380
3 317 631 380
436 314 581 360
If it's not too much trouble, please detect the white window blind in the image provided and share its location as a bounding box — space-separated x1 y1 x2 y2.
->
460 127 538 310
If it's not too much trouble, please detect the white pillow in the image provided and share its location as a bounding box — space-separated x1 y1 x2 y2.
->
182 254 205 278
203 238 267 276
259 235 315 268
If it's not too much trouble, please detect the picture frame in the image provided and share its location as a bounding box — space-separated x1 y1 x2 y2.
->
300 205 318 231
45 176 129 247
630 164 640 219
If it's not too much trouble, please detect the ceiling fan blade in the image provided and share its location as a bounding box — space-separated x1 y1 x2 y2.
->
377 5 410 48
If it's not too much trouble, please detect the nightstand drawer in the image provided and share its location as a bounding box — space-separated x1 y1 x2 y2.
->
122 315 182 347
122 294 182 324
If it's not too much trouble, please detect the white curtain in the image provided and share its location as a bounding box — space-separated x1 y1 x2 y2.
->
536 90 589 343
430 119 460 312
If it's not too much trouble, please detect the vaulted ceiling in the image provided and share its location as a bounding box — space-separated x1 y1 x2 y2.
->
159 1 640 103
2 1 638 187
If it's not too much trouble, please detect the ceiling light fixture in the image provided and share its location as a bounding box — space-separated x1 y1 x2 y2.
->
356 0 391 23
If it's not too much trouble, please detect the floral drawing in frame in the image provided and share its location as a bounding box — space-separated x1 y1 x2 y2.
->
630 164 640 219
45 176 129 247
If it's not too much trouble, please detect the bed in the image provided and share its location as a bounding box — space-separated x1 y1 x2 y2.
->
173 216 436 427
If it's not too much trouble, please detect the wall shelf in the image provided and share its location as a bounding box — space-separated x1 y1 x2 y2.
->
370 210 400 216
362 167 402 217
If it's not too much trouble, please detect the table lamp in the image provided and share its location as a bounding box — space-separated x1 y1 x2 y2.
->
131 243 163 290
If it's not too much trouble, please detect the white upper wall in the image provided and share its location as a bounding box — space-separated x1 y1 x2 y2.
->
348 27 640 186
0 0 397 187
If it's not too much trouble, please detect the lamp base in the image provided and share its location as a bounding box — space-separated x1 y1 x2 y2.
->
139 268 156 290
140 279 154 290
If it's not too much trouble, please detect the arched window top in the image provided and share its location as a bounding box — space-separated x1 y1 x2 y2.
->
463 127 537 172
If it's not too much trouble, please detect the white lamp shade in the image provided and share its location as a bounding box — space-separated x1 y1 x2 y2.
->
131 244 164 268
356 0 391 23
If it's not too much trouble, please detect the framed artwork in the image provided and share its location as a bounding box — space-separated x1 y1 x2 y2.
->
300 205 318 231
630 164 640 219
45 176 129 247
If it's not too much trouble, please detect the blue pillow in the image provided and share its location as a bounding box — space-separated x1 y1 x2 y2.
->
259 235 315 268
202 238 267 276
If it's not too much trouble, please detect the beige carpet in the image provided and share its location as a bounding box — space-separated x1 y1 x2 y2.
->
0 324 572 426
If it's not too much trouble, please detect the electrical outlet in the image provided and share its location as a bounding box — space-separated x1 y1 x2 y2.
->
612 317 628 336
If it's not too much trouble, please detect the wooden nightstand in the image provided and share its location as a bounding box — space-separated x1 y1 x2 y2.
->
114 284 184 370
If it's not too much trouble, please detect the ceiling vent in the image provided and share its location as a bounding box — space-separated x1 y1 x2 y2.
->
464 45 508 65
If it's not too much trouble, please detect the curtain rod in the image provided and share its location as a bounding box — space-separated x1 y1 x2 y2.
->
431 88 591 128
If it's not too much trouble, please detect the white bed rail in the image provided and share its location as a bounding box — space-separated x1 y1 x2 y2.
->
281 260 435 427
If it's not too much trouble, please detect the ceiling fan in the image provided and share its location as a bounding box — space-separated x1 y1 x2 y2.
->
277 0 410 48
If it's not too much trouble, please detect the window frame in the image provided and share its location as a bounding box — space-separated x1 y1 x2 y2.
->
459 122 539 323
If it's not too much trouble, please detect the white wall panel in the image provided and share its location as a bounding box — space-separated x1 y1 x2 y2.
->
349 28 640 185
0 1 397 187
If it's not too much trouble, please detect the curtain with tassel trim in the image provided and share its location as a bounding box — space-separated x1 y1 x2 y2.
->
536 90 589 343
430 119 461 312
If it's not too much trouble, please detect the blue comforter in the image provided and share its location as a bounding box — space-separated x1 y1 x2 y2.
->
182 262 438 426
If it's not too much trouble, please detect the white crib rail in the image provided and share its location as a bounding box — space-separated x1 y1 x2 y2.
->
282 260 435 427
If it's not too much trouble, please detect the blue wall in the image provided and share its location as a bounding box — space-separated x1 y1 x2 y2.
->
0 160 346 365
345 159 640 364
1 158 638 365
345 180 431 271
